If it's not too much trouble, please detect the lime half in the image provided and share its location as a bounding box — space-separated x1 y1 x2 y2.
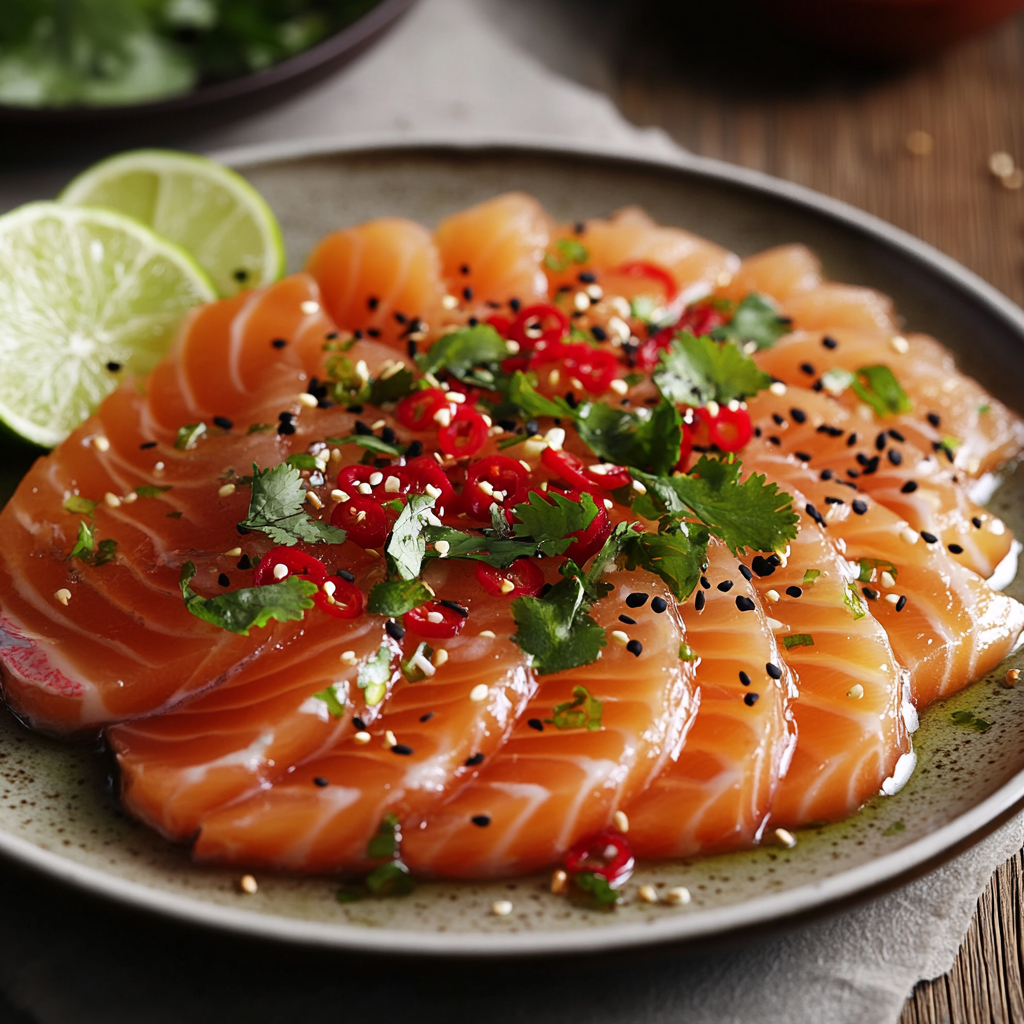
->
0 202 216 448
60 149 285 298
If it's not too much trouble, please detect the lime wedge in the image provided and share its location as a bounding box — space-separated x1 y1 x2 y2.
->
0 202 216 448
60 149 284 298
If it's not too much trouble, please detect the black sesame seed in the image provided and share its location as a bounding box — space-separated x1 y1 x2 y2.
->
385 619 405 640
805 504 826 528
367 296 379 310
619 614 637 625
948 543 964 554
738 564 753 581
718 580 735 592
106 361 121 372
972 516 983 529
591 325 608 341
875 432 887 451
700 576 711 589
539 583 553 598
820 469 833 481
574 221 586 234
509 298 521 313
352 717 367 729
354 420 372 436
278 410 294 422
744 693 760 706
524 718 544 733
271 338 287 349
626 639 643 657
772 413 786 426
767 554 781 566
852 499 868 515
140 441 157 449
790 408 807 424
419 712 434 723
751 555 776 577
864 454 882 473
407 339 418 359
847 433 858 446
901 481 918 494
338 570 355 582
920 531 938 544
464 753 484 767
811 380 824 392
460 264 470 275
313 777 329 787
348 404 364 414
471 815 491 827
847 469 860 479
856 453 870 467
367 328 381 338
213 416 233 430
786 586 802 598
391 744 414 756
895 595 907 612
825 496 845 505
438 599 469 618
888 429 905 442
234 269 249 282
325 331 338 340
394 311 407 324
736 596 756 612
822 336 839 350
794 451 812 462
695 591 706 611
381 426 396 445
462 287 474 301
768 435 781 446
888 450 903 466
766 663 782 679
236 554 251 570
497 419 518 432
651 597 667 613
799 362 815 375
468 317 479 327
277 421 295 435
218 573 230 587
405 440 424 458
862 587 879 600
236 525 251 535
626 592 649 608
927 412 941 428
739 671 751 686
525 419 539 436
754 427 762 437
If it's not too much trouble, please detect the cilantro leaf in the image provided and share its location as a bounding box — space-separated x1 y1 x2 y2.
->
365 860 415 896
326 435 405 457
401 642 436 682
545 685 603 731
312 684 345 718
654 334 771 408
632 456 798 555
416 324 508 381
134 485 172 498
423 526 539 568
67 521 117 566
384 494 437 580
511 490 598 556
357 645 393 705
575 398 681 476
174 422 206 450
511 575 606 675
367 579 432 617
850 365 913 417
572 871 620 907
367 813 401 859
802 569 821 586
856 558 897 583
621 523 709 601
503 371 575 419
240 463 347 546
543 238 589 272
369 367 416 405
782 633 815 649
711 294 791 350
63 495 98 515
179 561 315 636
285 453 319 471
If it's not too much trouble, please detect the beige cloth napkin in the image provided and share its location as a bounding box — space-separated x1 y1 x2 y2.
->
0 2 1020 1021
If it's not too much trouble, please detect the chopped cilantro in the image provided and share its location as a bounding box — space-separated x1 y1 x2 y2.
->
369 367 416 405
367 579 432 617
850 366 913 417
365 860 415 896
357 645 393 706
239 462 347 546
511 575 606 675
67 521 117 566
312 684 345 718
511 490 598 557
844 582 866 620
543 238 589 272
710 294 791 350
326 434 405 457
782 633 814 649
856 558 897 583
978 403 991 416
63 494 98 515
367 813 401 859
632 456 798 556
802 569 821 586
546 685 603 731
285 453 319 470
504 371 575 420
882 820 906 837
174 422 206 450
179 561 315 636
416 324 508 382
950 710 992 733
325 356 371 407
572 871 620 907
247 423 274 434
423 526 538 568
629 295 675 331
941 435 962 453
134 485 172 498
820 367 855 397
679 641 697 661
575 398 682 476
653 334 771 408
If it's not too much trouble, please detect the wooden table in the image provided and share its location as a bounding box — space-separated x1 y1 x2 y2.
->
612 3 1024 1019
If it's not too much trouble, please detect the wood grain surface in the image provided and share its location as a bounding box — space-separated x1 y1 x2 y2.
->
611 5 1024 1020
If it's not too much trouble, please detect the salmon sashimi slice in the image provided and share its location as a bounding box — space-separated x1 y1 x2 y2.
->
743 510 915 827
745 385 1015 579
754 330 1024 477
190 561 537 871
547 207 738 307
745 444 1024 706
626 542 795 858
433 192 552 310
305 218 446 350
717 244 822 305
400 572 698 878
780 284 898 336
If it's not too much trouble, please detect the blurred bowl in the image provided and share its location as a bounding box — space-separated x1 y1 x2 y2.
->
760 0 1024 60
0 0 415 150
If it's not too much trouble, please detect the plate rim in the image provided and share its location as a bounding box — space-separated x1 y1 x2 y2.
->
3 133 1024 957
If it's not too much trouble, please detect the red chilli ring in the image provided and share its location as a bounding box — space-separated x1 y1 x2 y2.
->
316 577 364 619
475 558 545 598
330 496 391 549
254 546 329 587
437 405 489 459
564 828 635 888
404 601 466 639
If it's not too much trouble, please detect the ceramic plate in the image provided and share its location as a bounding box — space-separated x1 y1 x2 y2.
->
2 138 1024 957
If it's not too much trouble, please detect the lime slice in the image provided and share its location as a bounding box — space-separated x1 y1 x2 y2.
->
0 202 216 448
60 149 284 298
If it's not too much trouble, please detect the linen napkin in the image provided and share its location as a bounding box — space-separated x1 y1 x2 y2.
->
0 2 1020 1021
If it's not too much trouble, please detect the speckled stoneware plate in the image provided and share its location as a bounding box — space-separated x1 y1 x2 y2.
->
3 137 1024 957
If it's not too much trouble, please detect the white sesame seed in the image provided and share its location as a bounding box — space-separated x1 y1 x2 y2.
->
354 510 367 523
368 472 383 487
499 579 515 594
103 491 121 508
354 731 371 744
716 270 733 287
300 300 320 315
570 377 585 392
478 630 496 638
880 571 896 589
611 630 629 645
385 730 397 747
769 382 787 397
491 490 506 503
523 436 548 458
743 340 758 355
54 588 71 606
470 684 489 702
765 589 780 603
885 593 901 605
900 527 920 545
218 483 236 498
775 827 797 848
614 810 629 833
273 563 288 580
766 617 785 631
447 391 467 404
427 611 444 624
92 436 110 452
433 648 449 667
611 297 631 319
638 884 659 904
632 479 647 494
1002 669 1020 688
603 499 614 510
225 547 242 557
434 540 450 558
380 360 406 380
306 491 324 510
544 427 566 451
340 650 358 665
550 870 569 894
848 683 865 699
477 479 495 497
383 475 401 494
354 360 370 382
357 482 373 495
330 448 341 463
609 378 628 396
705 399 720 418
518 460 532 472
323 581 336 598
547 368 561 387
411 652 436 677
297 393 318 408
506 339 521 354
433 407 452 428
608 315 631 342
331 489 349 503
365 548 380 557
238 874 258 894
122 492 137 504
989 519 1006 535
492 900 513 917
586 284 603 301
990 151 1015 178
574 291 590 312
890 335 910 355
370 420 386 431
664 887 691 905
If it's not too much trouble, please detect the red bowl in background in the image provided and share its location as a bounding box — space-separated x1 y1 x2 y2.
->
760 0 1024 59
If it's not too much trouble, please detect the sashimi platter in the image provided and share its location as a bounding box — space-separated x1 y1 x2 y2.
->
1 144 1023 951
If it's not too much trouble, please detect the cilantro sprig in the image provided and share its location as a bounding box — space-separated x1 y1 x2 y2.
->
710 294 791 350
416 324 509 387
654 334 771 408
239 462 347 546
511 575 606 675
